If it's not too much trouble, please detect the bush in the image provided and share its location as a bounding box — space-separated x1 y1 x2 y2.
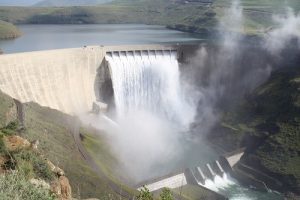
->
4 121 19 131
14 150 55 181
0 170 56 200
137 186 153 200
1 121 19 136
160 188 173 200
136 187 174 200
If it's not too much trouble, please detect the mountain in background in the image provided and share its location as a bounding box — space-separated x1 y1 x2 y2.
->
0 0 42 6
34 0 113 7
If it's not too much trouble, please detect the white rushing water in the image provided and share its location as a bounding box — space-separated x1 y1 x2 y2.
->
106 50 195 128
104 49 201 180
199 173 283 200
105 49 283 199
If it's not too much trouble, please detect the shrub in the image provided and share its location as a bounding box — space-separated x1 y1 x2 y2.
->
136 186 153 200
136 187 174 200
1 121 19 136
160 188 173 200
4 121 19 131
14 150 55 181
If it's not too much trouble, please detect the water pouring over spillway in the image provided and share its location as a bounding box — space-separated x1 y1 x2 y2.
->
105 50 195 127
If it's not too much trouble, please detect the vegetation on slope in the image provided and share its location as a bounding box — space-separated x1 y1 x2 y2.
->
80 128 137 198
0 170 55 200
0 121 56 199
0 90 133 199
210 64 300 194
23 102 129 199
0 20 21 40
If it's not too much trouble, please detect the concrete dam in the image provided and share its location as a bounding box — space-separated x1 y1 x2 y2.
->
0 44 251 199
0 45 194 115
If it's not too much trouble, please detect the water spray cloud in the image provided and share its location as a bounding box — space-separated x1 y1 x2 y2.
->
79 0 299 185
265 8 300 54
183 0 272 136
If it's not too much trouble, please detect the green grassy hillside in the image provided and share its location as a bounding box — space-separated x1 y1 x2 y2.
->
2 0 296 36
0 2 217 36
0 0 299 37
210 64 300 194
0 20 21 40
0 90 132 199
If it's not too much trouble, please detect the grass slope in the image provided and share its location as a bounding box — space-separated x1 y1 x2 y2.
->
22 102 130 199
81 129 136 196
0 90 134 199
0 20 21 40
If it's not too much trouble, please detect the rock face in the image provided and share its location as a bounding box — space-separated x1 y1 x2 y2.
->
3 135 31 151
46 159 65 176
51 176 72 200
60 176 72 200
0 155 9 173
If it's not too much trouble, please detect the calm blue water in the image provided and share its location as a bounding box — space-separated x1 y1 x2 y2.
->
0 24 203 53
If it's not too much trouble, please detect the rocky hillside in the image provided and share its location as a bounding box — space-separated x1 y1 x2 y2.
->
0 133 72 200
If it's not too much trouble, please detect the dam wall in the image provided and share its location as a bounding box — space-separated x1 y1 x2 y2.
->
0 46 104 114
0 45 192 115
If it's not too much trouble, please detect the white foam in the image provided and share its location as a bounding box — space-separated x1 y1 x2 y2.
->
199 173 235 193
106 50 196 128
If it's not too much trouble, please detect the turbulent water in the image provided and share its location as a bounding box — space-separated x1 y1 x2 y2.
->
106 50 194 127
199 174 283 200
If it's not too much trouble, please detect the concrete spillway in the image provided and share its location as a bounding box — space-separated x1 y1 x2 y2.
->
0 45 192 115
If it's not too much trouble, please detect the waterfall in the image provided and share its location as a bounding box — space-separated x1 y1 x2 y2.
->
105 50 194 127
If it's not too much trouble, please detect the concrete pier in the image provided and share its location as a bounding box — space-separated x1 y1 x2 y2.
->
195 166 207 184
215 160 225 177
206 163 216 179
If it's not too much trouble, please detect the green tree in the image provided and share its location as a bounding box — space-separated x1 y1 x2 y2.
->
136 186 153 200
160 188 173 200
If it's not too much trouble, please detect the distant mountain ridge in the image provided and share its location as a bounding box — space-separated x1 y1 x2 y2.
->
35 0 113 7
0 0 42 6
